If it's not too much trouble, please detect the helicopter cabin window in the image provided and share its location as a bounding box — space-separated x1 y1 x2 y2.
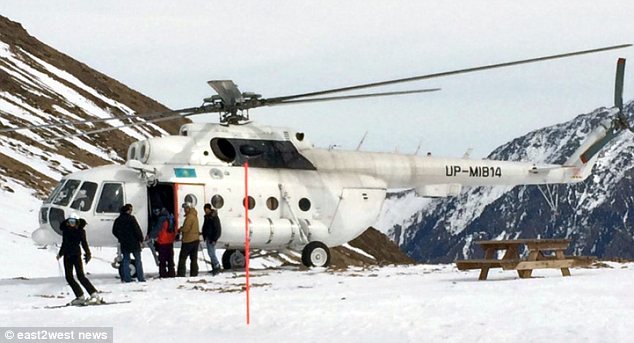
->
44 180 67 204
184 194 198 207
210 138 237 163
52 179 81 206
243 196 255 210
70 182 98 212
96 183 124 213
299 198 311 211
211 195 224 209
266 197 279 211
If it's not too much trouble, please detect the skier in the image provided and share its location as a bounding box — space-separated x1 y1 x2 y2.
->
202 204 222 275
56 212 102 305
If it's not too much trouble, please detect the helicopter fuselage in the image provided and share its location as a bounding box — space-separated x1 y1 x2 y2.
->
31 117 614 256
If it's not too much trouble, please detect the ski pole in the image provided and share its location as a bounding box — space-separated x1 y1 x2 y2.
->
201 242 210 273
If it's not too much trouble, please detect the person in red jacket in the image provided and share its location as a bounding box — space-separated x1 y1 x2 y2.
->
150 208 176 278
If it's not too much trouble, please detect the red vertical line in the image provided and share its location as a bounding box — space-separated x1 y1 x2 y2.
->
245 161 250 325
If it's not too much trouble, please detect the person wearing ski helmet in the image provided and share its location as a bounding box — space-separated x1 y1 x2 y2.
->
56 212 101 305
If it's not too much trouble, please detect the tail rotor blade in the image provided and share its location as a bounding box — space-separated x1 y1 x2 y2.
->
615 58 626 111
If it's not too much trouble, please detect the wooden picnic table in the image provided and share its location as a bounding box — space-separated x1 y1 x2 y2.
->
455 239 594 280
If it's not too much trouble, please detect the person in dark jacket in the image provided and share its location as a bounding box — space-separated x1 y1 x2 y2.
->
56 213 101 305
112 204 146 282
202 204 222 275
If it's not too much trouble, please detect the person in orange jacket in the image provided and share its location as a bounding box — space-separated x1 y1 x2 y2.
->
150 208 176 278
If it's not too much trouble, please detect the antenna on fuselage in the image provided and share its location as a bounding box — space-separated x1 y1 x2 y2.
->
356 131 369 151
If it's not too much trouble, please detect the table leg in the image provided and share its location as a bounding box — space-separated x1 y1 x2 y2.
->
556 250 571 276
479 248 495 280
518 250 539 278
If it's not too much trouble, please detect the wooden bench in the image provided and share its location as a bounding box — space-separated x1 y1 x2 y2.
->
455 239 595 280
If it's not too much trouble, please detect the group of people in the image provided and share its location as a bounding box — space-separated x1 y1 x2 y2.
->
57 201 222 305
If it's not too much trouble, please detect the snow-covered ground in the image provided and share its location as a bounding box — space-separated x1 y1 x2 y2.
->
1 186 632 342
1 257 632 342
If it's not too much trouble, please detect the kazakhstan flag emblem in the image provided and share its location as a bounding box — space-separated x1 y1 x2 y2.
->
174 168 197 178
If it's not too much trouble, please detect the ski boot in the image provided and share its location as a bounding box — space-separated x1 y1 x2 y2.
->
69 295 87 306
85 292 104 305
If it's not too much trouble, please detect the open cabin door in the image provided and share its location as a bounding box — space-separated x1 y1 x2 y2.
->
175 183 206 229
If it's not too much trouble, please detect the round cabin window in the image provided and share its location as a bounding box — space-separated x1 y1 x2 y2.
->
210 138 236 163
299 198 311 211
243 196 255 210
211 194 224 209
184 194 198 207
266 197 279 211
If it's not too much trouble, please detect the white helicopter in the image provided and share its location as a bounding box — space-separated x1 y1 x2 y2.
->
26 44 633 273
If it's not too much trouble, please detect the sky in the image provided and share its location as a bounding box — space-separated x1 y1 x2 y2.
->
2 0 634 158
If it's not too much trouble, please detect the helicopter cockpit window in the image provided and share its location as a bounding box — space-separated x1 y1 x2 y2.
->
44 180 67 204
70 182 98 212
210 138 236 163
96 183 124 213
52 179 81 206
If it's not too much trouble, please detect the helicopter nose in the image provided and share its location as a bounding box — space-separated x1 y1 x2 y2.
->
32 227 61 245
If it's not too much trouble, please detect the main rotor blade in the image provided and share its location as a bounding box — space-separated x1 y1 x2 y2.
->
0 106 201 134
270 88 440 105
208 80 244 106
615 58 626 110
266 44 632 102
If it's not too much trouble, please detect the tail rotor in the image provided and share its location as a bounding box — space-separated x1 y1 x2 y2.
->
614 58 633 132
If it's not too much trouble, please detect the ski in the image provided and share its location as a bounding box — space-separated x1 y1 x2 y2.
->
42 300 131 309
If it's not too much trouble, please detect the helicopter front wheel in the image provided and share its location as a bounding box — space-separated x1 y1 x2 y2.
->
301 241 331 268
117 259 138 280
222 249 246 270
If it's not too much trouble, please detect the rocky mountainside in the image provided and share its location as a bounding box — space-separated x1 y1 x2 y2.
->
0 15 188 197
383 104 634 262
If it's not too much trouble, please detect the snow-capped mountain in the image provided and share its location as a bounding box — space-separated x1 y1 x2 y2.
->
376 104 634 262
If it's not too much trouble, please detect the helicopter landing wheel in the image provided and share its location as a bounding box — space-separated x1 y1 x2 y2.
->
301 241 331 268
117 259 138 280
222 249 246 270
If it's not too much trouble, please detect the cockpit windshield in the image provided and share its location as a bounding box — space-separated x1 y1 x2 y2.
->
44 180 66 204
51 179 81 206
70 181 98 212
